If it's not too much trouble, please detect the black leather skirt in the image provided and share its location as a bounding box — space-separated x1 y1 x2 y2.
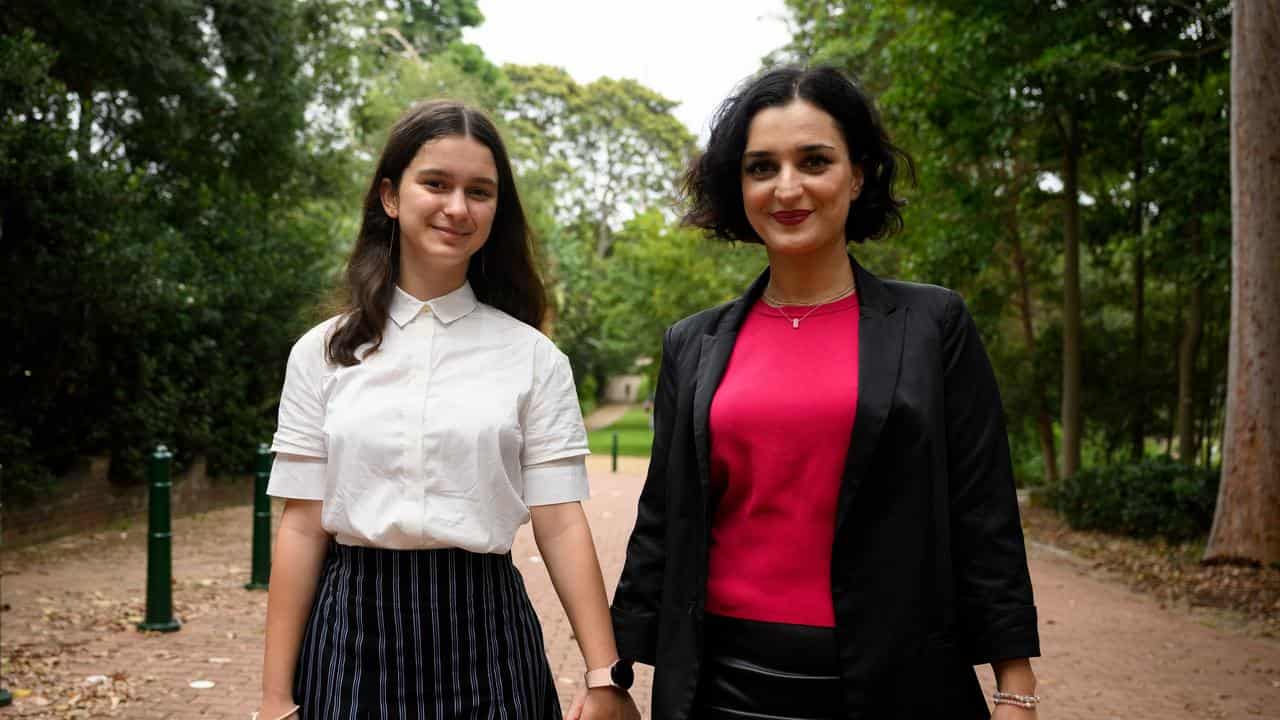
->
694 614 844 719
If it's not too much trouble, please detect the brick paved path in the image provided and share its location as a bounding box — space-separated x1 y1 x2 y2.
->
3 455 1278 718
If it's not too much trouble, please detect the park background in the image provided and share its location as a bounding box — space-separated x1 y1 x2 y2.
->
1 0 1277 718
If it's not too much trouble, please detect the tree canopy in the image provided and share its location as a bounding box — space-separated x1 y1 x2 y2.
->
778 0 1232 488
0 0 697 489
5 0 1267 561
0 0 490 489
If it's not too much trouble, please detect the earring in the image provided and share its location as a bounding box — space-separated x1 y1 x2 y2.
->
386 220 398 273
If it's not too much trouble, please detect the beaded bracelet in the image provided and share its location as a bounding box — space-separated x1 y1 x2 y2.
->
993 691 1041 709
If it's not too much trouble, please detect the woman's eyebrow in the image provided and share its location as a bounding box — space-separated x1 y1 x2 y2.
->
744 143 837 158
413 167 497 186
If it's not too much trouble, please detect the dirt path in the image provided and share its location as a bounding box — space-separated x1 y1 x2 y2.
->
1 455 1276 718
583 403 633 431
1002 543 1278 718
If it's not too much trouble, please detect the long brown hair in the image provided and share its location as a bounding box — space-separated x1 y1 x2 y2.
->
327 100 547 366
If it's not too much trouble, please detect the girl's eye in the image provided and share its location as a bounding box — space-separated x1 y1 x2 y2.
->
802 155 833 170
745 161 777 177
467 188 494 200
424 179 447 191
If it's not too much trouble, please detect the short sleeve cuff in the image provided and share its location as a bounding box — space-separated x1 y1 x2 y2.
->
270 430 326 458
522 456 590 506
522 446 590 467
267 454 326 501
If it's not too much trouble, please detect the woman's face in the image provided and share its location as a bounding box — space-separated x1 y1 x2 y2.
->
381 134 499 273
740 99 863 257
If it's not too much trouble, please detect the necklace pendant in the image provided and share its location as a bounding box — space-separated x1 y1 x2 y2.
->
791 318 800 329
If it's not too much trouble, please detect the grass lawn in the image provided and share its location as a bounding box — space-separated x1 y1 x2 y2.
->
587 408 654 457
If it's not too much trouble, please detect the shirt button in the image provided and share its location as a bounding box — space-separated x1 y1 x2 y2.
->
421 306 431 315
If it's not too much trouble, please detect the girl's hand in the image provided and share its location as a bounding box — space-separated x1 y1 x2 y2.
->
566 687 639 720
252 698 299 720
992 703 1038 719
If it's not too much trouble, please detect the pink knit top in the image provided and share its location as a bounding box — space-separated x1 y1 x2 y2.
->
705 292 860 627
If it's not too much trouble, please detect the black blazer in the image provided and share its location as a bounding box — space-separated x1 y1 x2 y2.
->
610 257 1040 720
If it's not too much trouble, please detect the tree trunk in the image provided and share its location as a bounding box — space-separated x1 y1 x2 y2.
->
1205 5 1280 566
1131 241 1145 458
1175 216 1204 463
1060 112 1084 479
595 219 613 259
1130 123 1147 460
77 92 94 160
1010 222 1059 485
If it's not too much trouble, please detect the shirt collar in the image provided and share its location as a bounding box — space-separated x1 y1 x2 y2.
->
388 282 478 328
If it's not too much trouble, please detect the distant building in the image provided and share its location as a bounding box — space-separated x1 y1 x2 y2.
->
604 373 645 404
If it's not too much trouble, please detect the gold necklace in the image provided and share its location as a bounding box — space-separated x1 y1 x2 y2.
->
762 282 856 329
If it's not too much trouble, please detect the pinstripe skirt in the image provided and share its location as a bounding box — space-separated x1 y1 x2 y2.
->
293 543 561 720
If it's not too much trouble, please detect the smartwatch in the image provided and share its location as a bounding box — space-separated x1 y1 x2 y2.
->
584 659 634 690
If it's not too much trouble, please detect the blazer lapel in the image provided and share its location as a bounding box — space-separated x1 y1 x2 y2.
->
836 258 906 533
692 270 769 498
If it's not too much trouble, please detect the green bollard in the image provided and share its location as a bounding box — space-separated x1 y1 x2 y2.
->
138 445 181 633
611 432 619 473
246 443 272 590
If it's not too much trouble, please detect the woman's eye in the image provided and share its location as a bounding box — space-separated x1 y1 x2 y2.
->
424 179 447 191
467 188 494 200
745 161 776 177
802 155 833 170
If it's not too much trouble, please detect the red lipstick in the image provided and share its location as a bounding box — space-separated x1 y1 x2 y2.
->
771 210 812 225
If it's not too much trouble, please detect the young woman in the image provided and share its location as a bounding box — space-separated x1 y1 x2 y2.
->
255 101 640 720
610 67 1042 719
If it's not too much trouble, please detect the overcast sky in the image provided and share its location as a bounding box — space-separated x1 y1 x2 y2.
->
462 0 793 143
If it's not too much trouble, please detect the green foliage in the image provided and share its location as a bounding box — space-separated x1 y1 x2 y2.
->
498 67 701 397
576 374 600 418
596 211 766 384
7 0 1235 558
0 2 384 490
778 0 1233 483
503 64 695 256
1 0 700 496
1048 460 1220 541
633 374 652 404
543 210 766 399
0 417 57 500
376 0 484 59
357 41 511 148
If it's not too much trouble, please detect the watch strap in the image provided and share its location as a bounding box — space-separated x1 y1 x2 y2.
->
584 666 614 688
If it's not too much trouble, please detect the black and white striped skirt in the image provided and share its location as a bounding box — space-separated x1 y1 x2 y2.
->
293 543 561 719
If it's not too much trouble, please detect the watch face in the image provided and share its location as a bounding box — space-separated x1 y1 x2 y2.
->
611 661 635 690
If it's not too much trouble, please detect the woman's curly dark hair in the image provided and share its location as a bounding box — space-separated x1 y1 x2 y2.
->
683 65 914 244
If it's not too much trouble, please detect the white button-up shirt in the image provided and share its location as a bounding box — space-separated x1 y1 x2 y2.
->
267 282 590 553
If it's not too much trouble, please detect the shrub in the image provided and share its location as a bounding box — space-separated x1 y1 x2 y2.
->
1048 459 1219 541
577 374 599 418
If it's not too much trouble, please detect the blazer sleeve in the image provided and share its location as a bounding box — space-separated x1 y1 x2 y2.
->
610 326 678 666
942 291 1041 664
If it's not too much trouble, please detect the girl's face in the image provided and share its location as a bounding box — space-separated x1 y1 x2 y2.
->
740 99 863 258
381 134 499 273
